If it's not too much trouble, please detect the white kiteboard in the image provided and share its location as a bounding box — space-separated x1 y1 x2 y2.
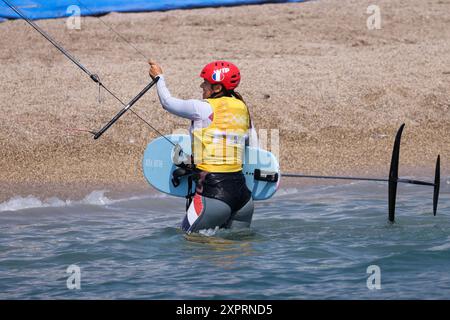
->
142 134 280 200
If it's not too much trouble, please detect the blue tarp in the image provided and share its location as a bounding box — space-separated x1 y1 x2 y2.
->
0 0 306 21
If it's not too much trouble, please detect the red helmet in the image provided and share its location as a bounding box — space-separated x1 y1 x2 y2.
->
200 60 241 91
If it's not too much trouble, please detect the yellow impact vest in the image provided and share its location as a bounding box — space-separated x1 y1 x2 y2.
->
193 96 250 173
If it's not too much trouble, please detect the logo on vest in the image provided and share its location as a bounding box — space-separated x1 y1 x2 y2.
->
212 67 230 82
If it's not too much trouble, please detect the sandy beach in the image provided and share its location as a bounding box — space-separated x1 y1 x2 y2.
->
0 0 449 202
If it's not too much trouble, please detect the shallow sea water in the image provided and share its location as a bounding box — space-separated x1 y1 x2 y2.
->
0 178 449 299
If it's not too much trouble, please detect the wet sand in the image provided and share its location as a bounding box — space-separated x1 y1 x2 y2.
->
0 0 449 201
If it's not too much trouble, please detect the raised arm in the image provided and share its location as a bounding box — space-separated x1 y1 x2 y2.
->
156 75 211 120
149 60 211 121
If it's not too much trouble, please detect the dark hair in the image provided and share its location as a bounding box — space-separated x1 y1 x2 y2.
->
229 90 245 104
210 84 245 103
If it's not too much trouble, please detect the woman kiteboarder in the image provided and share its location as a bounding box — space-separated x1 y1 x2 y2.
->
148 60 257 233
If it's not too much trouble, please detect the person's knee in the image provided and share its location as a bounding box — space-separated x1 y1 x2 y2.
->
187 196 232 233
228 198 254 229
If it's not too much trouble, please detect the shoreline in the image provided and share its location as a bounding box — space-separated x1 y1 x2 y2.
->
1 0 449 203
0 165 444 204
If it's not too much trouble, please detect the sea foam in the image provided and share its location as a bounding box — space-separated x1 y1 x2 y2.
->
0 190 162 212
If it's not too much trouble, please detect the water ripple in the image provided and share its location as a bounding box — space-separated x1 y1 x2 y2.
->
0 181 449 299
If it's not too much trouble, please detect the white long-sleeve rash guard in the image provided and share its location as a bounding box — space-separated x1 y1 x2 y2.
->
156 75 258 147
